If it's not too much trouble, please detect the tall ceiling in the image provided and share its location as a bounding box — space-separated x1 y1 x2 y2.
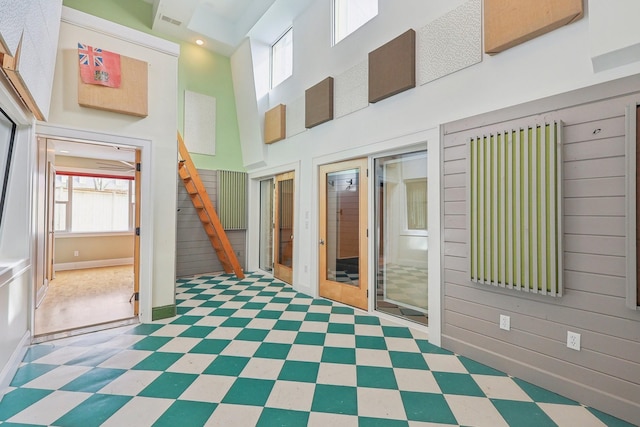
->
143 0 313 56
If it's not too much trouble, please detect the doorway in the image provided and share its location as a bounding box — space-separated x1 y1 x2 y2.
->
273 171 294 284
34 137 140 339
319 158 368 310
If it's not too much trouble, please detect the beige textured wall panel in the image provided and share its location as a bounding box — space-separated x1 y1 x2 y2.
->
334 60 368 119
484 0 583 54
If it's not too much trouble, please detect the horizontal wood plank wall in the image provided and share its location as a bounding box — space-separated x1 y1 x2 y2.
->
442 93 640 424
176 169 246 278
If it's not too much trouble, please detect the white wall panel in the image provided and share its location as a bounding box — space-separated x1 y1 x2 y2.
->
334 60 368 119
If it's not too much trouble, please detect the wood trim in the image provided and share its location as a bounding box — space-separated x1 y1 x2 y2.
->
134 149 141 315
1 47 44 120
274 171 294 284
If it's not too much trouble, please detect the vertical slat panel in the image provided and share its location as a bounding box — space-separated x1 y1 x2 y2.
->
555 121 563 296
479 136 485 282
531 125 538 294
218 170 247 230
471 137 478 281
523 128 530 291
515 128 522 291
485 135 491 283
499 131 507 286
491 134 498 284
548 123 557 295
507 130 513 288
540 124 548 294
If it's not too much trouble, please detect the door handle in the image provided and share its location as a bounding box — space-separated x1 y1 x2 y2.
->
319 239 325 245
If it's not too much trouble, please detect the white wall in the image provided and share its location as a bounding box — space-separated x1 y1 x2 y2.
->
235 0 640 322
589 0 640 72
45 8 179 314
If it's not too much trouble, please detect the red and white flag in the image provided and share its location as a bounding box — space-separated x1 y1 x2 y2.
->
78 43 121 88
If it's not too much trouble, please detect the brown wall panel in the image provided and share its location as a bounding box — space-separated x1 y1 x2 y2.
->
305 77 334 129
368 29 416 104
264 104 286 144
484 0 583 55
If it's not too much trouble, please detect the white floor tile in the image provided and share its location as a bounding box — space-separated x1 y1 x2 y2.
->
239 358 284 380
22 365 91 390
264 330 297 344
423 354 468 373
445 394 509 427
265 380 315 411
101 396 173 427
472 374 533 401
204 403 263 426
539 403 608 427
355 349 393 367
357 388 406 420
98 349 153 369
157 337 202 353
166 353 217 374
219 340 260 357
8 390 91 425
179 374 236 403
394 368 442 393
151 324 190 337
317 363 357 386
287 344 324 362
385 337 421 352
98 370 161 395
307 411 358 427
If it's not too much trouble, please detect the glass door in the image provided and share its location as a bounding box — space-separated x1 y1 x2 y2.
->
274 171 294 284
319 158 368 310
259 178 274 273
374 150 428 324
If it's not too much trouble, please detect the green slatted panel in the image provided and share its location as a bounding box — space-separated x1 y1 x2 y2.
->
470 122 562 296
217 170 247 230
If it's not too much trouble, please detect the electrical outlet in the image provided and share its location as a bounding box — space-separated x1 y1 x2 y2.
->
499 314 510 331
567 331 581 351
74 251 79 257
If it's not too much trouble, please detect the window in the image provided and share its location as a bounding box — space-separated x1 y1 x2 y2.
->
0 108 16 230
333 0 378 44
271 28 293 88
55 173 133 233
406 179 427 231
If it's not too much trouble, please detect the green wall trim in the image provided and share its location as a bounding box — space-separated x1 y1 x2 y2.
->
152 304 176 321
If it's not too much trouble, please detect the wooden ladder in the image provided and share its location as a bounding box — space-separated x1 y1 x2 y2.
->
177 132 245 279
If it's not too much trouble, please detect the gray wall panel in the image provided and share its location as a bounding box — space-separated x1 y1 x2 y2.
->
176 168 246 278
442 92 640 422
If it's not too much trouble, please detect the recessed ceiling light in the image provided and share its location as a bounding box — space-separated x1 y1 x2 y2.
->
195 39 204 46
60 150 69 153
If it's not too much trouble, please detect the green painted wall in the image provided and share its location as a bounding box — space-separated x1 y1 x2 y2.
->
62 0 245 171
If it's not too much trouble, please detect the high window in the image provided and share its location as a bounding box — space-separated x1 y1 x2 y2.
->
271 28 293 88
333 0 378 45
54 173 134 233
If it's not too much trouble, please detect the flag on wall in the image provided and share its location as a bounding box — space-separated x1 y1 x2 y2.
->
78 43 121 88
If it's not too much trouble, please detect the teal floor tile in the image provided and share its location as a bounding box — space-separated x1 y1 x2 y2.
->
355 335 387 350
22 345 58 363
305 312 330 322
512 378 579 405
178 326 215 338
587 407 638 427
433 372 485 397
152 400 216 427
358 417 409 427
0 388 53 421
9 363 58 387
400 391 457 424
415 340 453 355
60 368 126 393
285 304 309 312
209 308 238 317
127 324 164 335
256 408 309 427
491 399 557 427
381 326 413 338
170 315 203 325
65 348 121 367
312 299 332 306
332 306 354 315
271 297 292 304
311 384 358 415
458 356 506 376
254 342 291 359
357 366 398 389
138 372 198 399
321 347 356 364
294 332 326 346
222 378 275 406
355 315 380 325
129 336 172 351
278 360 319 383
256 310 283 319
220 317 252 328
199 300 225 308
328 323 355 334
189 339 231 354
176 306 193 315
203 356 250 376
53 394 131 427
132 352 183 371
236 328 270 341
273 320 302 331
389 351 428 369
242 302 267 309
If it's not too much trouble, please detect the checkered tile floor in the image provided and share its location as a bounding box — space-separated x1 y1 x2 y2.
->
0 273 634 426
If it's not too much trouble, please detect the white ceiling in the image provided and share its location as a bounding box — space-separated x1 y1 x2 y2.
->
143 0 313 55
52 139 136 162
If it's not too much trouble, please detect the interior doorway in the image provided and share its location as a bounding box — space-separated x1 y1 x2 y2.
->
34 137 140 340
319 158 368 310
273 171 294 284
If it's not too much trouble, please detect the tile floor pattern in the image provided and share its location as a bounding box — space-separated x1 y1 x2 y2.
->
0 273 635 427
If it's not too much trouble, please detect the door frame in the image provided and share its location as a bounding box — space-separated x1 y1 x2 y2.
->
274 170 295 284
318 158 369 310
35 124 154 323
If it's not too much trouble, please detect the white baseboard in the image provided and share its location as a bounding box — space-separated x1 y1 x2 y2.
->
55 258 134 271
0 330 30 400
